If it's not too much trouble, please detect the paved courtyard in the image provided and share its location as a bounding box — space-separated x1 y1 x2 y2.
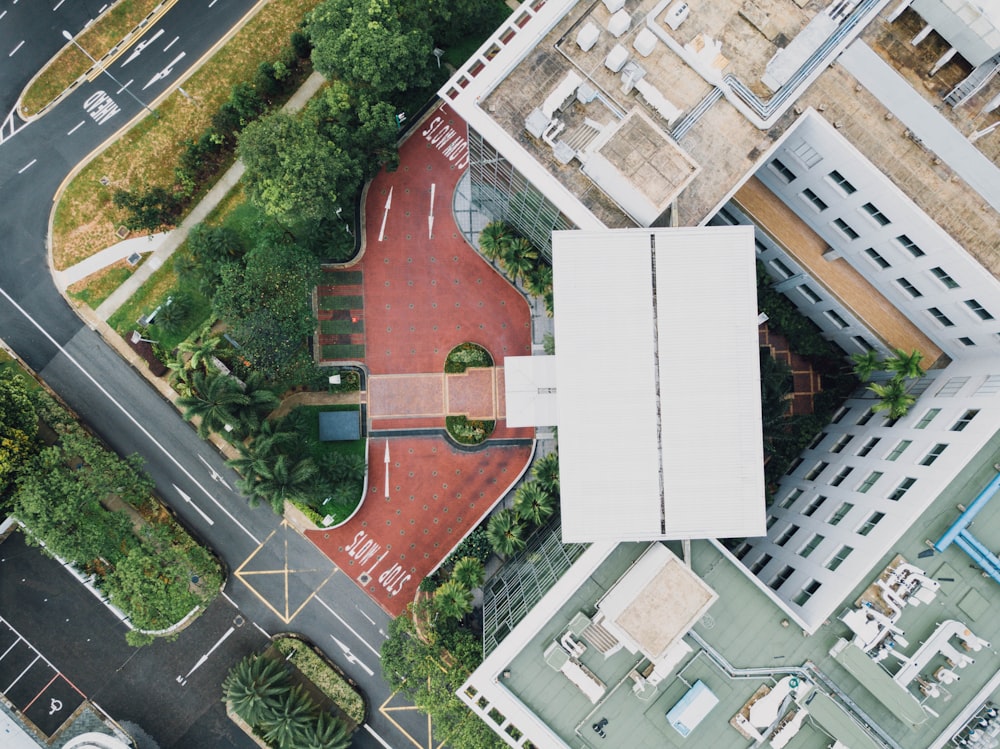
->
308 103 536 615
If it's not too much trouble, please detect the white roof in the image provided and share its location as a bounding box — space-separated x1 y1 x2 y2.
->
503 355 558 427
552 226 766 542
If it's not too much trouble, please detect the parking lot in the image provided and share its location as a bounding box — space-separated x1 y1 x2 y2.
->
0 616 86 739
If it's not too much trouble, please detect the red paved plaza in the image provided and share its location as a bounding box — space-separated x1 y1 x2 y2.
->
307 103 535 615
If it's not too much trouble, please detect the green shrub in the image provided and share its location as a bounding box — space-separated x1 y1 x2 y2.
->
444 343 493 374
446 415 495 445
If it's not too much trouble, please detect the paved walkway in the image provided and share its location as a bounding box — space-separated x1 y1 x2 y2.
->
89 70 328 320
55 232 170 290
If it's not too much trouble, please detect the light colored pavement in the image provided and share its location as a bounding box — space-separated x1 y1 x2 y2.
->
89 70 328 320
55 232 170 290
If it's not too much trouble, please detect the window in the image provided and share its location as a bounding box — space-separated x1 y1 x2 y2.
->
769 159 797 183
798 285 822 304
833 218 859 240
790 140 822 167
885 440 912 461
793 580 822 606
857 409 875 426
976 375 1000 396
864 248 891 269
896 235 925 257
828 170 856 195
826 545 854 571
920 443 948 466
831 434 854 453
802 189 829 212
888 477 916 501
799 534 825 559
930 267 959 289
861 202 891 226
802 495 827 517
748 553 772 574
779 488 804 509
805 462 829 480
937 376 969 397
828 502 854 526
964 299 994 321
830 466 854 487
895 278 922 298
959 337 976 347
927 307 955 327
915 409 940 429
858 512 885 536
856 437 881 457
769 565 795 591
767 515 779 530
857 471 883 494
775 525 800 547
831 407 849 424
853 336 875 352
826 310 850 329
769 258 795 279
808 432 828 450
733 542 752 560
951 409 980 432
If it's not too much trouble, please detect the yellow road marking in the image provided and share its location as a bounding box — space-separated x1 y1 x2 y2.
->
86 0 181 82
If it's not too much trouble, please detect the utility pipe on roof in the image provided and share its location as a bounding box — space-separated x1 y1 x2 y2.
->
934 471 1000 552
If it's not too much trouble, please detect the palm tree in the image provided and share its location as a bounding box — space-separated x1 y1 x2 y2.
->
228 420 296 488
513 481 555 526
252 454 318 514
868 378 916 419
531 452 560 497
177 370 250 438
262 684 315 749
523 263 553 297
501 237 538 284
304 712 351 749
239 372 281 433
487 508 526 557
478 221 510 263
885 348 925 380
850 350 882 382
165 351 194 396
178 335 223 373
434 579 473 621
451 556 485 590
222 655 288 727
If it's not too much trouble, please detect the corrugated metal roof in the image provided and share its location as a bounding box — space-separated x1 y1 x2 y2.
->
504 355 559 427
552 226 765 542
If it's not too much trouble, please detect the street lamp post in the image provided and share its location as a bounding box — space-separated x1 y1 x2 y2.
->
61 30 157 117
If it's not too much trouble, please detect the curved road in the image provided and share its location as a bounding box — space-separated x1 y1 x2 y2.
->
0 2 432 748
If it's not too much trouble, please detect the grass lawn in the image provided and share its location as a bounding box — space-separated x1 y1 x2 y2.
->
0 352 42 393
328 271 363 285
290 405 366 465
320 319 364 335
67 262 135 309
51 0 320 273
321 344 365 360
319 296 364 310
21 0 161 115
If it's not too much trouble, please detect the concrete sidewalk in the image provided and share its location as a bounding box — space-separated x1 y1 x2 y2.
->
92 69 328 321
56 232 169 290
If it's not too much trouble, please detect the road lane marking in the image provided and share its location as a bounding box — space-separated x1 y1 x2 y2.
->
176 626 234 685
313 594 382 658
17 159 36 173
364 725 394 749
143 51 185 90
209 0 218 6
0 287 260 544
67 121 85 135
0 10 7 20
116 79 133 94
6 654 40 693
172 484 214 525
53 0 66 9
9 40 25 57
163 36 178 52
330 635 374 676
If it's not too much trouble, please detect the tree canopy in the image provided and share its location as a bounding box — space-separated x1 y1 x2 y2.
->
0 369 38 495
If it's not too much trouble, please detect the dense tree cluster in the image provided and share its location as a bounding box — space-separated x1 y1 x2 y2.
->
0 369 37 495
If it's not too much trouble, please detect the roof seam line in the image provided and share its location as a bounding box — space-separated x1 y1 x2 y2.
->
650 233 667 534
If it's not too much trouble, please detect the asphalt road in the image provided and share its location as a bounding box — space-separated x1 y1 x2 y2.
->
0 2 436 748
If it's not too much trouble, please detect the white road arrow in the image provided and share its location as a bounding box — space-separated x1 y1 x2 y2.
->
378 187 393 242
197 454 232 490
428 183 435 239
384 440 390 499
143 51 186 90
173 483 214 525
331 635 374 676
120 29 164 67
177 626 234 685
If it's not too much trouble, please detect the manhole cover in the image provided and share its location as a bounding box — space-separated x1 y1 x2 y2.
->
700 614 715 629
